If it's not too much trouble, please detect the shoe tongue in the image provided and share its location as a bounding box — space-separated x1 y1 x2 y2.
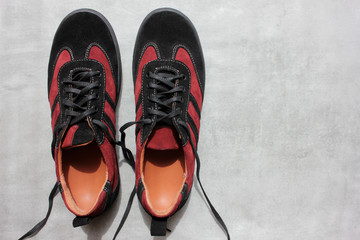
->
146 126 181 150
62 122 95 149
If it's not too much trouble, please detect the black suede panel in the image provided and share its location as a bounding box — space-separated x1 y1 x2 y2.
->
51 95 59 115
72 122 94 146
135 96 142 112
187 113 199 143
48 9 121 102
105 92 116 111
189 94 201 119
135 123 141 138
133 8 205 94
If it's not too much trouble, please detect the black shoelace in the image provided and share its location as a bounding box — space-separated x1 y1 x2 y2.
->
112 71 231 239
53 69 109 134
19 70 111 240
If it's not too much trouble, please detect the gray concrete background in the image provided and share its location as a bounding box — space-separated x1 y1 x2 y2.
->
1 0 360 239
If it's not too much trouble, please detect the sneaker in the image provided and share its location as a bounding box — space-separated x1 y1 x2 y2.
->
116 8 230 239
20 9 121 239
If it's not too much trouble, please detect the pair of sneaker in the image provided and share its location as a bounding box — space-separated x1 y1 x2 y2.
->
20 8 230 239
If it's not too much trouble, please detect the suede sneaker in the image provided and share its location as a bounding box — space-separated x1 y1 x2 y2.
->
115 8 230 239
20 8 121 239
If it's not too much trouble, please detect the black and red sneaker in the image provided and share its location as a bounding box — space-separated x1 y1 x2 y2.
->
20 9 121 239
116 8 230 239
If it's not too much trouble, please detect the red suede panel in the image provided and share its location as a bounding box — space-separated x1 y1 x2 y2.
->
141 191 151 214
188 101 200 132
146 126 180 150
183 143 195 194
135 104 142 180
175 48 201 196
90 191 107 216
54 147 60 181
104 101 116 127
100 135 118 192
103 121 115 139
135 105 142 122
188 123 197 149
134 46 157 190
135 132 143 185
49 50 71 109
113 159 119 192
99 137 116 188
88 46 116 102
51 103 60 130
61 125 79 148
134 46 158 104
109 135 120 191
175 48 203 110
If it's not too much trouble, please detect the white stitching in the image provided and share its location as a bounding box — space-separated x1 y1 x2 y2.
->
52 47 74 77
137 42 161 70
137 43 161 144
85 42 115 80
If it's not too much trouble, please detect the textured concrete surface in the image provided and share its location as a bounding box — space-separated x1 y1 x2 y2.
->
1 0 360 239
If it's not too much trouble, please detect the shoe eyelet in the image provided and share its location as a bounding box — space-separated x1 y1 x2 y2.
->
180 96 184 103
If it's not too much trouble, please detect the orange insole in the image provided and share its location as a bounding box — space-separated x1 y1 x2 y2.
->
62 140 107 213
143 148 185 214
